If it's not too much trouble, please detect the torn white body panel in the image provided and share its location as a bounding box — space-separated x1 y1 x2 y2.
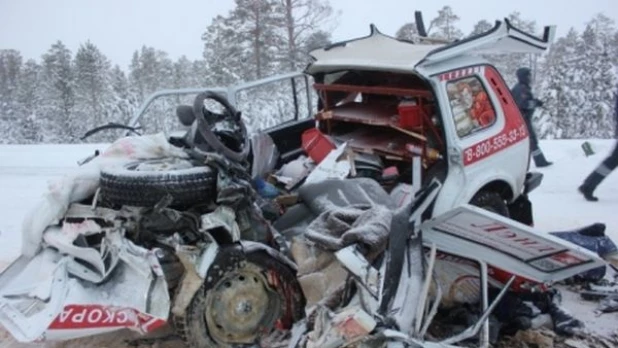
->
20 133 188 258
0 230 169 343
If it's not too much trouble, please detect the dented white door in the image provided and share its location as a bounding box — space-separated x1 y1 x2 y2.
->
421 204 606 284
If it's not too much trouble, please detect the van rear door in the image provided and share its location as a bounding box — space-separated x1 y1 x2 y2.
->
416 19 556 67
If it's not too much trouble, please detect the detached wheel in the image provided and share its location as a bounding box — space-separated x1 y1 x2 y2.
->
470 190 510 217
100 158 216 207
176 245 305 348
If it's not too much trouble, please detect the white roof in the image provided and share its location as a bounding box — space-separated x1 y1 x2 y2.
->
306 21 557 76
306 29 444 75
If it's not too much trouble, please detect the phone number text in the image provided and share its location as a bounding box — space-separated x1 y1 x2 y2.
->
464 124 528 165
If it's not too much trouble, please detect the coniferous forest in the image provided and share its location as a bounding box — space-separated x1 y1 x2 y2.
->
1 2 617 144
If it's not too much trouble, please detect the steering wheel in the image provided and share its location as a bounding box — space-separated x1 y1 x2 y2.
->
192 91 250 163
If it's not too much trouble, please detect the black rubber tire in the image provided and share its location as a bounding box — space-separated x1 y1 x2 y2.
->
470 190 510 218
175 245 304 348
99 162 216 208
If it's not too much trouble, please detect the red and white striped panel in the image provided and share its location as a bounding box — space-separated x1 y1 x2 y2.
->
438 66 483 82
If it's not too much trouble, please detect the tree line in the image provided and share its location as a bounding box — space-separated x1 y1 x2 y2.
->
0 3 616 144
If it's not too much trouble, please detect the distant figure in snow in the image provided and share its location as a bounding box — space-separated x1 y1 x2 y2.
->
578 88 618 201
511 67 553 168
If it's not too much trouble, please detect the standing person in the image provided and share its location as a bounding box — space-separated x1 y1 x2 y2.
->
511 67 553 167
578 88 618 202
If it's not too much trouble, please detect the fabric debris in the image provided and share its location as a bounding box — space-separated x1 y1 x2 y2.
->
304 203 392 255
279 155 312 179
250 132 279 180
596 295 618 314
289 200 392 311
550 223 618 282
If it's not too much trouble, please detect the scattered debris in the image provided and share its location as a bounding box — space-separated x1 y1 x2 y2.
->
3 16 618 348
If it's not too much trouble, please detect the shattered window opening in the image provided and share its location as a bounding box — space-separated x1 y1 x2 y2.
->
446 75 497 138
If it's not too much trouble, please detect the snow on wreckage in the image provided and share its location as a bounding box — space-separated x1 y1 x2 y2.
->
0 10 617 348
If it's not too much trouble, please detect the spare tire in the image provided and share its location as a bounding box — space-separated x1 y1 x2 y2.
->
100 158 216 207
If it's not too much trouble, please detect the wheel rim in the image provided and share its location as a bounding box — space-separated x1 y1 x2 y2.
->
205 264 282 344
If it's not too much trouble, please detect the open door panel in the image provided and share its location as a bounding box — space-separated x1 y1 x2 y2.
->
421 204 605 284
417 19 556 67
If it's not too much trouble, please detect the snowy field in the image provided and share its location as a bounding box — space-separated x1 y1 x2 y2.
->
1 139 618 346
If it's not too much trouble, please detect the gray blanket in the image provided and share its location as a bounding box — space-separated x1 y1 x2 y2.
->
304 203 393 256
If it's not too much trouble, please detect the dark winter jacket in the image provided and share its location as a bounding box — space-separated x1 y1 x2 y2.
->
511 82 537 120
511 67 542 121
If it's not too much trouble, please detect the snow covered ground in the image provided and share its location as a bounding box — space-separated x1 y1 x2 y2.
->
1 139 618 346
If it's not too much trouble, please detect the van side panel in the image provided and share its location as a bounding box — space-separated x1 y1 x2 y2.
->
461 65 530 166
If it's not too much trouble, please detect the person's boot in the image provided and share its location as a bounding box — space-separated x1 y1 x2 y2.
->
578 171 604 202
547 291 585 336
533 152 553 168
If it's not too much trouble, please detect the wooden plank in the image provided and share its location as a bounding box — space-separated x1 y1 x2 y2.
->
314 83 434 99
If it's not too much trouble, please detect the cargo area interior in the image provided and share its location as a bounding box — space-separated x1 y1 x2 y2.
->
265 69 448 192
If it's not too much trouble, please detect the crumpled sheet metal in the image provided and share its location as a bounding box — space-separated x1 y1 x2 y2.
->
0 230 169 343
21 132 189 258
201 205 241 242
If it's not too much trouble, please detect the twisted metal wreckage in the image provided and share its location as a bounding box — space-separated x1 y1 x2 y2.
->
1 12 617 348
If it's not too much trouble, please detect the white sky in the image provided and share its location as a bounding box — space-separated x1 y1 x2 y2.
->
1 0 617 70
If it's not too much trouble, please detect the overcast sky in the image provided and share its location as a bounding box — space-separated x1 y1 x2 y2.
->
1 0 617 70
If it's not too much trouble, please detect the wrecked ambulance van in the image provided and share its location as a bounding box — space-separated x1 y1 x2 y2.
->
0 12 609 348
295 17 555 224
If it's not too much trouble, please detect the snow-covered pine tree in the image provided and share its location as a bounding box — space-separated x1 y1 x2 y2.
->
16 59 42 143
0 50 22 143
202 0 283 85
428 6 464 40
278 0 336 71
127 46 176 134
488 12 538 87
172 56 193 104
40 41 75 143
587 14 616 55
574 24 617 138
611 30 618 68
469 20 493 36
395 22 420 42
129 51 145 102
301 30 331 54
73 41 115 141
110 64 137 126
537 29 580 139
395 7 464 46
189 59 210 88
